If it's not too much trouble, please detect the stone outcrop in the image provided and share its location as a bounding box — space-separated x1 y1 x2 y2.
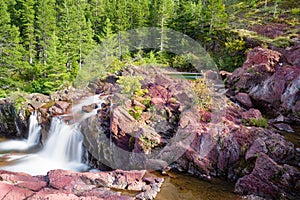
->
235 153 300 199
0 169 163 200
226 46 300 123
0 99 28 138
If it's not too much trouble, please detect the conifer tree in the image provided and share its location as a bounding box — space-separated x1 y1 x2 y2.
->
57 0 96 80
18 0 35 64
35 0 57 65
0 0 25 96
202 0 228 34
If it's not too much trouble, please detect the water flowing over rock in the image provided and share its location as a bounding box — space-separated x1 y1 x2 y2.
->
0 169 163 200
1 117 88 175
26 111 41 146
0 111 41 151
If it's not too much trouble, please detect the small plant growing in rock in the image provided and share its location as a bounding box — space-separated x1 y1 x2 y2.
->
139 136 158 152
129 106 144 121
249 117 268 128
191 77 213 111
117 76 143 96
242 117 268 128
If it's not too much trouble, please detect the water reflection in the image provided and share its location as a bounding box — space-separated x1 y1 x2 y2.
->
153 171 242 200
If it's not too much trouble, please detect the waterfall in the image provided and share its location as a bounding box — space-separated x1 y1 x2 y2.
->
40 117 87 164
27 111 41 146
0 111 41 151
0 96 103 175
0 117 88 175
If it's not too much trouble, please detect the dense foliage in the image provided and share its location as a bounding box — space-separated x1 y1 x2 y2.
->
0 0 298 97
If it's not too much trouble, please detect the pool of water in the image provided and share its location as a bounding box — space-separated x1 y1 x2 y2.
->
281 125 300 148
153 171 242 200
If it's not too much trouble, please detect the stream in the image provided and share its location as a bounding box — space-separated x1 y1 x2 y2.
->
0 108 242 199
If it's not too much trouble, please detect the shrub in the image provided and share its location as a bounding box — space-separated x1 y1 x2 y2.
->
242 117 268 128
117 76 142 96
250 117 268 128
191 77 213 111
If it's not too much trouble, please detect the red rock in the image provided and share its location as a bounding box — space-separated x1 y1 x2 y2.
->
147 84 172 103
236 93 253 108
49 105 63 115
286 44 300 67
242 47 281 73
241 108 262 121
110 106 138 136
29 188 80 200
0 182 34 200
273 123 294 132
235 153 285 199
245 138 268 160
151 97 164 106
0 170 47 191
48 170 93 193
199 110 212 122
249 70 286 104
55 101 70 112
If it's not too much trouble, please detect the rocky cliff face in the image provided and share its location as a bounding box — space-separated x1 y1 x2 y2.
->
225 45 300 123
0 99 28 138
79 66 300 199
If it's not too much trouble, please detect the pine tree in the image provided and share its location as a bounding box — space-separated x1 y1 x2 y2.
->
202 0 228 34
57 0 96 80
173 0 202 37
156 0 175 52
0 0 25 96
128 0 150 28
35 0 57 65
86 0 105 42
18 0 35 64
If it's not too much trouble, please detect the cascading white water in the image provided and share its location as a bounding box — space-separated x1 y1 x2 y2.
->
0 95 103 175
41 117 87 164
0 111 41 151
27 111 42 146
0 117 88 175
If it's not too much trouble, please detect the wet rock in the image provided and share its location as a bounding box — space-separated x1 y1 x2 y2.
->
82 103 98 113
0 100 28 138
273 123 294 132
236 93 253 108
